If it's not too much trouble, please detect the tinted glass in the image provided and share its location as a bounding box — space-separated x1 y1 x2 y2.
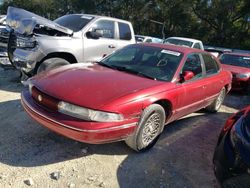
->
55 15 93 32
91 20 115 39
164 39 193 47
145 38 152 43
100 44 183 81
118 22 132 40
193 43 201 49
220 54 250 68
202 54 219 75
182 54 202 80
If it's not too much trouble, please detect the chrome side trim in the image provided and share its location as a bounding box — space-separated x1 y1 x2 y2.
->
21 92 137 133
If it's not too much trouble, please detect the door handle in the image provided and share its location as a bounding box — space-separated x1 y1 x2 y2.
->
202 85 206 89
108 44 116 48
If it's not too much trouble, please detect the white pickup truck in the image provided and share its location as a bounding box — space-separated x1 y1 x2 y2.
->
5 7 136 80
164 37 204 50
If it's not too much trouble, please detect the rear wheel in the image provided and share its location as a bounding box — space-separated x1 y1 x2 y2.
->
206 87 226 113
37 58 70 74
125 104 166 152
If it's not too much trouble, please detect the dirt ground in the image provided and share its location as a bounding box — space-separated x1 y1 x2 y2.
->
0 66 249 188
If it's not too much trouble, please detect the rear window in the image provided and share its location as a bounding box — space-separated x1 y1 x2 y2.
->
164 38 193 47
55 15 93 32
118 22 132 40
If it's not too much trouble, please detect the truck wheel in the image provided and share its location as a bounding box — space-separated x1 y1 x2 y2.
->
206 87 226 113
125 104 166 152
37 58 70 74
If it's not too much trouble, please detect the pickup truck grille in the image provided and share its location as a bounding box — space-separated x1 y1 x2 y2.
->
0 28 9 48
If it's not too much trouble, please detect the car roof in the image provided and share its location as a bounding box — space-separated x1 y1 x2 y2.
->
166 37 202 43
140 43 205 54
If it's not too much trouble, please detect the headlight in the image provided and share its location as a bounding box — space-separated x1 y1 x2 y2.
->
58 101 124 122
16 37 36 48
236 73 250 79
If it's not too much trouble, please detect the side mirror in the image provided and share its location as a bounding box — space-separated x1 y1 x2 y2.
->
86 31 102 39
180 71 194 83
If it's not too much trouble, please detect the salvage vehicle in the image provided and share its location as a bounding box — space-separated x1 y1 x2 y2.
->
213 106 250 188
219 53 250 93
164 37 204 50
21 43 232 151
0 15 10 66
5 7 135 80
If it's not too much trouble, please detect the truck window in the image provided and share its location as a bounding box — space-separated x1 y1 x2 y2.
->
118 22 132 40
92 20 115 39
55 15 93 32
193 43 201 49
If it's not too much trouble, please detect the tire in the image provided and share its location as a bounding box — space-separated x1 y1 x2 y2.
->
125 104 166 152
206 87 226 113
246 85 250 96
222 174 250 188
36 58 70 74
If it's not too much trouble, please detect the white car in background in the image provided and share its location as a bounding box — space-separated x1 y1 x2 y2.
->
164 37 204 50
135 35 163 43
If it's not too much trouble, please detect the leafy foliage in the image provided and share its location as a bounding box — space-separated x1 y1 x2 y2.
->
0 0 249 49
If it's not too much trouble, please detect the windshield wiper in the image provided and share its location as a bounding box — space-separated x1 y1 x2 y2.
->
113 65 157 80
96 61 118 69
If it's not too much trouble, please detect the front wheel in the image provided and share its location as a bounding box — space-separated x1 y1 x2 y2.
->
36 58 70 74
125 104 166 152
206 87 226 113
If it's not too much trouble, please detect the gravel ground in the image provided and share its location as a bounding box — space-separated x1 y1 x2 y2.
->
0 66 249 188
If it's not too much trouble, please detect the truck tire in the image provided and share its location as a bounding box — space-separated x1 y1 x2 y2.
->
206 87 226 113
125 104 166 152
37 58 70 74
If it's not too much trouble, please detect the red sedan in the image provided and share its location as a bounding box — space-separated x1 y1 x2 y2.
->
220 53 250 93
21 44 232 151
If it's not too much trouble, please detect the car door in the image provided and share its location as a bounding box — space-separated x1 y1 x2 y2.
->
173 53 206 119
200 53 225 106
83 19 117 62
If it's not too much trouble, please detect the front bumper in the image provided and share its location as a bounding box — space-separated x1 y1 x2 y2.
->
8 32 45 74
21 90 138 144
231 78 250 91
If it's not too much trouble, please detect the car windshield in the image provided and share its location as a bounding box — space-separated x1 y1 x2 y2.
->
220 54 250 68
55 15 94 32
99 44 183 81
164 38 193 47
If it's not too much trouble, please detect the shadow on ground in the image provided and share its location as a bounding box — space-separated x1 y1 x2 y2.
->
0 68 22 93
117 111 232 188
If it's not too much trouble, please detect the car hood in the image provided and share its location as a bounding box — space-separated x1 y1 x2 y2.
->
221 64 250 74
30 63 170 109
6 6 73 35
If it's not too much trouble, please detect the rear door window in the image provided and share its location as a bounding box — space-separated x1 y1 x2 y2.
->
118 22 132 40
91 20 115 39
202 54 219 75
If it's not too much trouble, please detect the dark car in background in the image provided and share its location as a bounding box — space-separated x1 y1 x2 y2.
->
219 53 250 93
213 106 250 188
